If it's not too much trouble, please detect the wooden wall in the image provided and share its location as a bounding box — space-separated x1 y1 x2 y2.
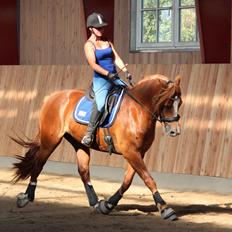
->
0 64 231 178
20 0 87 64
20 0 202 64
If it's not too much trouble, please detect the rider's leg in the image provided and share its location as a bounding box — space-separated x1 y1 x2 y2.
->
81 77 111 147
81 102 102 146
113 77 127 87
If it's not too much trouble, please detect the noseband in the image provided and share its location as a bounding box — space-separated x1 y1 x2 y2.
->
156 113 180 123
157 96 181 123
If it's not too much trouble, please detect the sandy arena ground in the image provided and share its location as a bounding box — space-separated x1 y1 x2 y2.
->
0 168 231 232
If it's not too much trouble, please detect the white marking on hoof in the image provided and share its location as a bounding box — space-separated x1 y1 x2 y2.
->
90 202 101 214
97 200 113 215
161 207 178 221
16 193 30 208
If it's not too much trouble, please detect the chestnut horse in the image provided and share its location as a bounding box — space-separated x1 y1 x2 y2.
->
12 74 182 221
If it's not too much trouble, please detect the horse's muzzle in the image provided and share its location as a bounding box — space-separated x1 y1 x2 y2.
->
163 122 181 137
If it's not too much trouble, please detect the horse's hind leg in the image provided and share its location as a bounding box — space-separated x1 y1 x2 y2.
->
64 134 99 208
16 140 62 208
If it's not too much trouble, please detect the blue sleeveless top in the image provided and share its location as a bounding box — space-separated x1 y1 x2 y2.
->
94 46 117 78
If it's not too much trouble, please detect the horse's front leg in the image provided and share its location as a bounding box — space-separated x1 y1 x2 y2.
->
97 163 135 214
76 149 99 208
98 151 177 220
123 151 177 220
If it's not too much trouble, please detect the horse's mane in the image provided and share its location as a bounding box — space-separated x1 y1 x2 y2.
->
137 74 169 85
135 74 179 114
153 82 176 114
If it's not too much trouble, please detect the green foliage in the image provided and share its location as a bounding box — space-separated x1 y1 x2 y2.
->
180 0 194 6
142 11 157 42
141 0 197 44
180 8 196 42
158 10 172 42
159 0 172 7
143 0 157 8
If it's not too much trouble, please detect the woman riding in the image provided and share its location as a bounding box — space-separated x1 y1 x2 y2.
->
81 12 132 147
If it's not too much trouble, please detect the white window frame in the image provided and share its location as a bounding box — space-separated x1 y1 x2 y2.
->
130 0 200 52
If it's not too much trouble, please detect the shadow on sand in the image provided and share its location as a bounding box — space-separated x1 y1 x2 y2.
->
0 195 231 232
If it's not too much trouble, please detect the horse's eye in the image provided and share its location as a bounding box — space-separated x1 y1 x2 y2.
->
165 101 173 109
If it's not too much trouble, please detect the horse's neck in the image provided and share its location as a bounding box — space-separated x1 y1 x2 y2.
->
129 80 161 110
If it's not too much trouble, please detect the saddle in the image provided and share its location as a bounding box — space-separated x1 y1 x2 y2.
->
73 85 125 128
73 86 125 154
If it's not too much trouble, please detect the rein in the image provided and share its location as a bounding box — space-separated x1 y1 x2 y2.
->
124 80 180 124
124 90 161 122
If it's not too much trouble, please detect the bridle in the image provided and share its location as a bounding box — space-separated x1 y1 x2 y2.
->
124 82 181 125
157 96 181 123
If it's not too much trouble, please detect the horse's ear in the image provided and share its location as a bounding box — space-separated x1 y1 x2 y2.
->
175 75 181 86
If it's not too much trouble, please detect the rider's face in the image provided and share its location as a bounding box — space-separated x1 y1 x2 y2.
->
91 27 105 37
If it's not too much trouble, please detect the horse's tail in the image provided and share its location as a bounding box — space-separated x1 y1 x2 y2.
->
11 132 41 184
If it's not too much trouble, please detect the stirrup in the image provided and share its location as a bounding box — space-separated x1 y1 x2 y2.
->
81 134 93 147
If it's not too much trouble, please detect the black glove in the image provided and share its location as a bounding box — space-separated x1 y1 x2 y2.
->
125 71 132 80
107 72 116 80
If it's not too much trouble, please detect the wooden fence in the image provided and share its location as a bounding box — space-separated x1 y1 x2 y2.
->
0 64 231 178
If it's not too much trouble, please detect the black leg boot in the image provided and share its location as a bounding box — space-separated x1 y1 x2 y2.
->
81 103 102 147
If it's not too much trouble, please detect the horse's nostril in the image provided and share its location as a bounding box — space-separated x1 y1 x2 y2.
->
170 131 177 137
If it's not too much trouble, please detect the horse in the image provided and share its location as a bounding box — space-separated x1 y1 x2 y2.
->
12 74 182 221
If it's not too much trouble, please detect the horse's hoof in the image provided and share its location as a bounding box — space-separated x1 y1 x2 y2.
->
97 200 114 215
16 193 30 208
161 207 178 221
91 202 101 214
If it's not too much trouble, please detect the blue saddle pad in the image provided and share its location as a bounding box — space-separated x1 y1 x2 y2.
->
73 89 125 128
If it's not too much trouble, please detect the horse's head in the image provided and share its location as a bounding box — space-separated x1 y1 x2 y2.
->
131 74 182 137
153 75 182 137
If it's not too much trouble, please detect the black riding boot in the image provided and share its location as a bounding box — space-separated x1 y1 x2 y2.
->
81 103 102 147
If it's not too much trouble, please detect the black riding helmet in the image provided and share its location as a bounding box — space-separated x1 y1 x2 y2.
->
87 12 108 28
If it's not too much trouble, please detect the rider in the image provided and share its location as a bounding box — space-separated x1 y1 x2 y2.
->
81 12 132 147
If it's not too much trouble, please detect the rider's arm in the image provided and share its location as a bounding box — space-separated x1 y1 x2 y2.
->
109 42 128 72
84 42 109 76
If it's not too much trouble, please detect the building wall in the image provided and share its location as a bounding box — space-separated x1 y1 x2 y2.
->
20 0 202 64
0 64 231 178
20 0 87 64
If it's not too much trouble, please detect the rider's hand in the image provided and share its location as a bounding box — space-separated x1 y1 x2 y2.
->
125 71 132 80
107 72 116 80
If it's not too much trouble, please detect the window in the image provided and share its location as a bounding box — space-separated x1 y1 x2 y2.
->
131 0 199 51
